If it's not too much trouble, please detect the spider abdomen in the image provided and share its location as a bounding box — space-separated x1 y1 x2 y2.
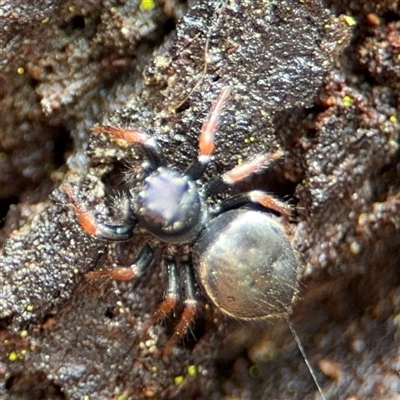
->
193 209 300 320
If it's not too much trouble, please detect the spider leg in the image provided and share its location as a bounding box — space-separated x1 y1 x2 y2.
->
65 184 135 241
214 190 292 228
141 259 199 357
92 125 166 170
141 258 179 338
86 244 153 281
207 150 283 195
162 261 198 358
185 87 230 179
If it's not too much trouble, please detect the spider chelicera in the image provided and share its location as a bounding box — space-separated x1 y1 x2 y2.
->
65 87 300 356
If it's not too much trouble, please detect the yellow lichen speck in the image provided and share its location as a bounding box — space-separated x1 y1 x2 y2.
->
187 365 198 376
8 351 19 362
140 0 156 11
344 15 357 27
20 330 28 339
342 95 354 107
174 375 184 385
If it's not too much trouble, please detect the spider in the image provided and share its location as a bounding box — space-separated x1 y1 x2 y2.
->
64 87 300 357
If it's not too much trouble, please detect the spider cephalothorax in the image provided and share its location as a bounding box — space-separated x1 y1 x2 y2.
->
65 88 300 356
133 166 207 243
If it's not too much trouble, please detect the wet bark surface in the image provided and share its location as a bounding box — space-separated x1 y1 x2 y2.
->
0 0 399 399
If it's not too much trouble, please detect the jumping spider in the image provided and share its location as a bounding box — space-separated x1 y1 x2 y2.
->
65 87 300 356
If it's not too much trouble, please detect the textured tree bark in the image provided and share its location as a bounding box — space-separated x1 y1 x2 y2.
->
1 1 399 399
